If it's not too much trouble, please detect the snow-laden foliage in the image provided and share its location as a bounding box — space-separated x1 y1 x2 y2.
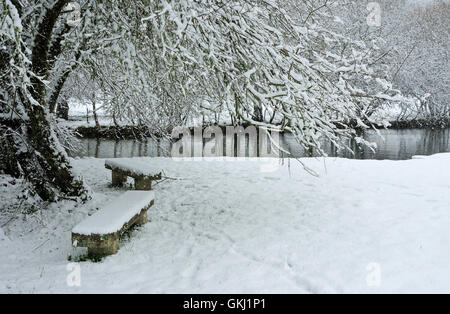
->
65 0 407 153
393 2 449 121
1 0 408 201
0 0 34 118
325 0 449 122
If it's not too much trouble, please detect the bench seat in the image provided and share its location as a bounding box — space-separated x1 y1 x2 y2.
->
105 159 162 190
72 191 155 258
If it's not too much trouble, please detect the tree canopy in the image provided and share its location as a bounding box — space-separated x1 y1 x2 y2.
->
1 0 415 201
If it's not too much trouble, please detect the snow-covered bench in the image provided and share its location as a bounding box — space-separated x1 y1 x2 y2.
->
72 191 155 258
105 159 162 190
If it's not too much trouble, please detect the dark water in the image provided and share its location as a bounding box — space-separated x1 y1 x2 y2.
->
69 128 450 161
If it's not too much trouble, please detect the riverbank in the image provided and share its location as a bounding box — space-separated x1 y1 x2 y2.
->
70 118 450 140
1 154 449 293
388 118 450 129
75 125 163 140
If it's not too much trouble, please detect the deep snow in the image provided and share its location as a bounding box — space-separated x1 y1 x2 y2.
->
0 154 449 293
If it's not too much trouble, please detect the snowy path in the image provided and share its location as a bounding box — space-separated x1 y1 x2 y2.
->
1 155 449 293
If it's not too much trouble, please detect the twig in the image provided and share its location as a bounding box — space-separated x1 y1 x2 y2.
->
32 239 50 252
152 176 183 187
392 42 417 81
1 217 16 228
161 175 182 181
58 196 80 202
161 170 184 181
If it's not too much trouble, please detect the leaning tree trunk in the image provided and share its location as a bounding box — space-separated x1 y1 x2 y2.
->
1 108 86 202
30 0 87 201
0 0 87 202
26 99 86 201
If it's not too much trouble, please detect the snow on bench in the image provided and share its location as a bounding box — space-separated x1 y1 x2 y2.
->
72 191 155 258
105 159 162 190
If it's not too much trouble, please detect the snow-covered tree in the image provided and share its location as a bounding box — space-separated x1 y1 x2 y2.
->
92 0 406 150
319 0 449 122
1 0 406 202
0 0 87 202
393 1 449 121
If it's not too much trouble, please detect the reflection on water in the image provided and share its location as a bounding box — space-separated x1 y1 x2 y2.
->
71 138 172 159
282 128 450 160
69 128 450 161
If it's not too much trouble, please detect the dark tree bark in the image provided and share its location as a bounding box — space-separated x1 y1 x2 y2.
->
57 99 70 120
0 0 88 202
30 0 71 105
49 49 82 113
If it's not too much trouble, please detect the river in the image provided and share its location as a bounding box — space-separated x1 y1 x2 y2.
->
68 128 450 161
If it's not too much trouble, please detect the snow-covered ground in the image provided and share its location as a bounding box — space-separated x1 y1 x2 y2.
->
0 154 449 293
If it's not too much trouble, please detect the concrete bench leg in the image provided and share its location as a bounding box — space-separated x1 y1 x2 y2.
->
87 235 119 259
135 177 152 190
112 170 127 187
135 209 148 226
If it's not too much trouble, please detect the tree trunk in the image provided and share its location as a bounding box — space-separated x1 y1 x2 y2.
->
49 49 82 114
57 99 70 120
92 93 101 129
2 99 86 201
0 0 88 202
